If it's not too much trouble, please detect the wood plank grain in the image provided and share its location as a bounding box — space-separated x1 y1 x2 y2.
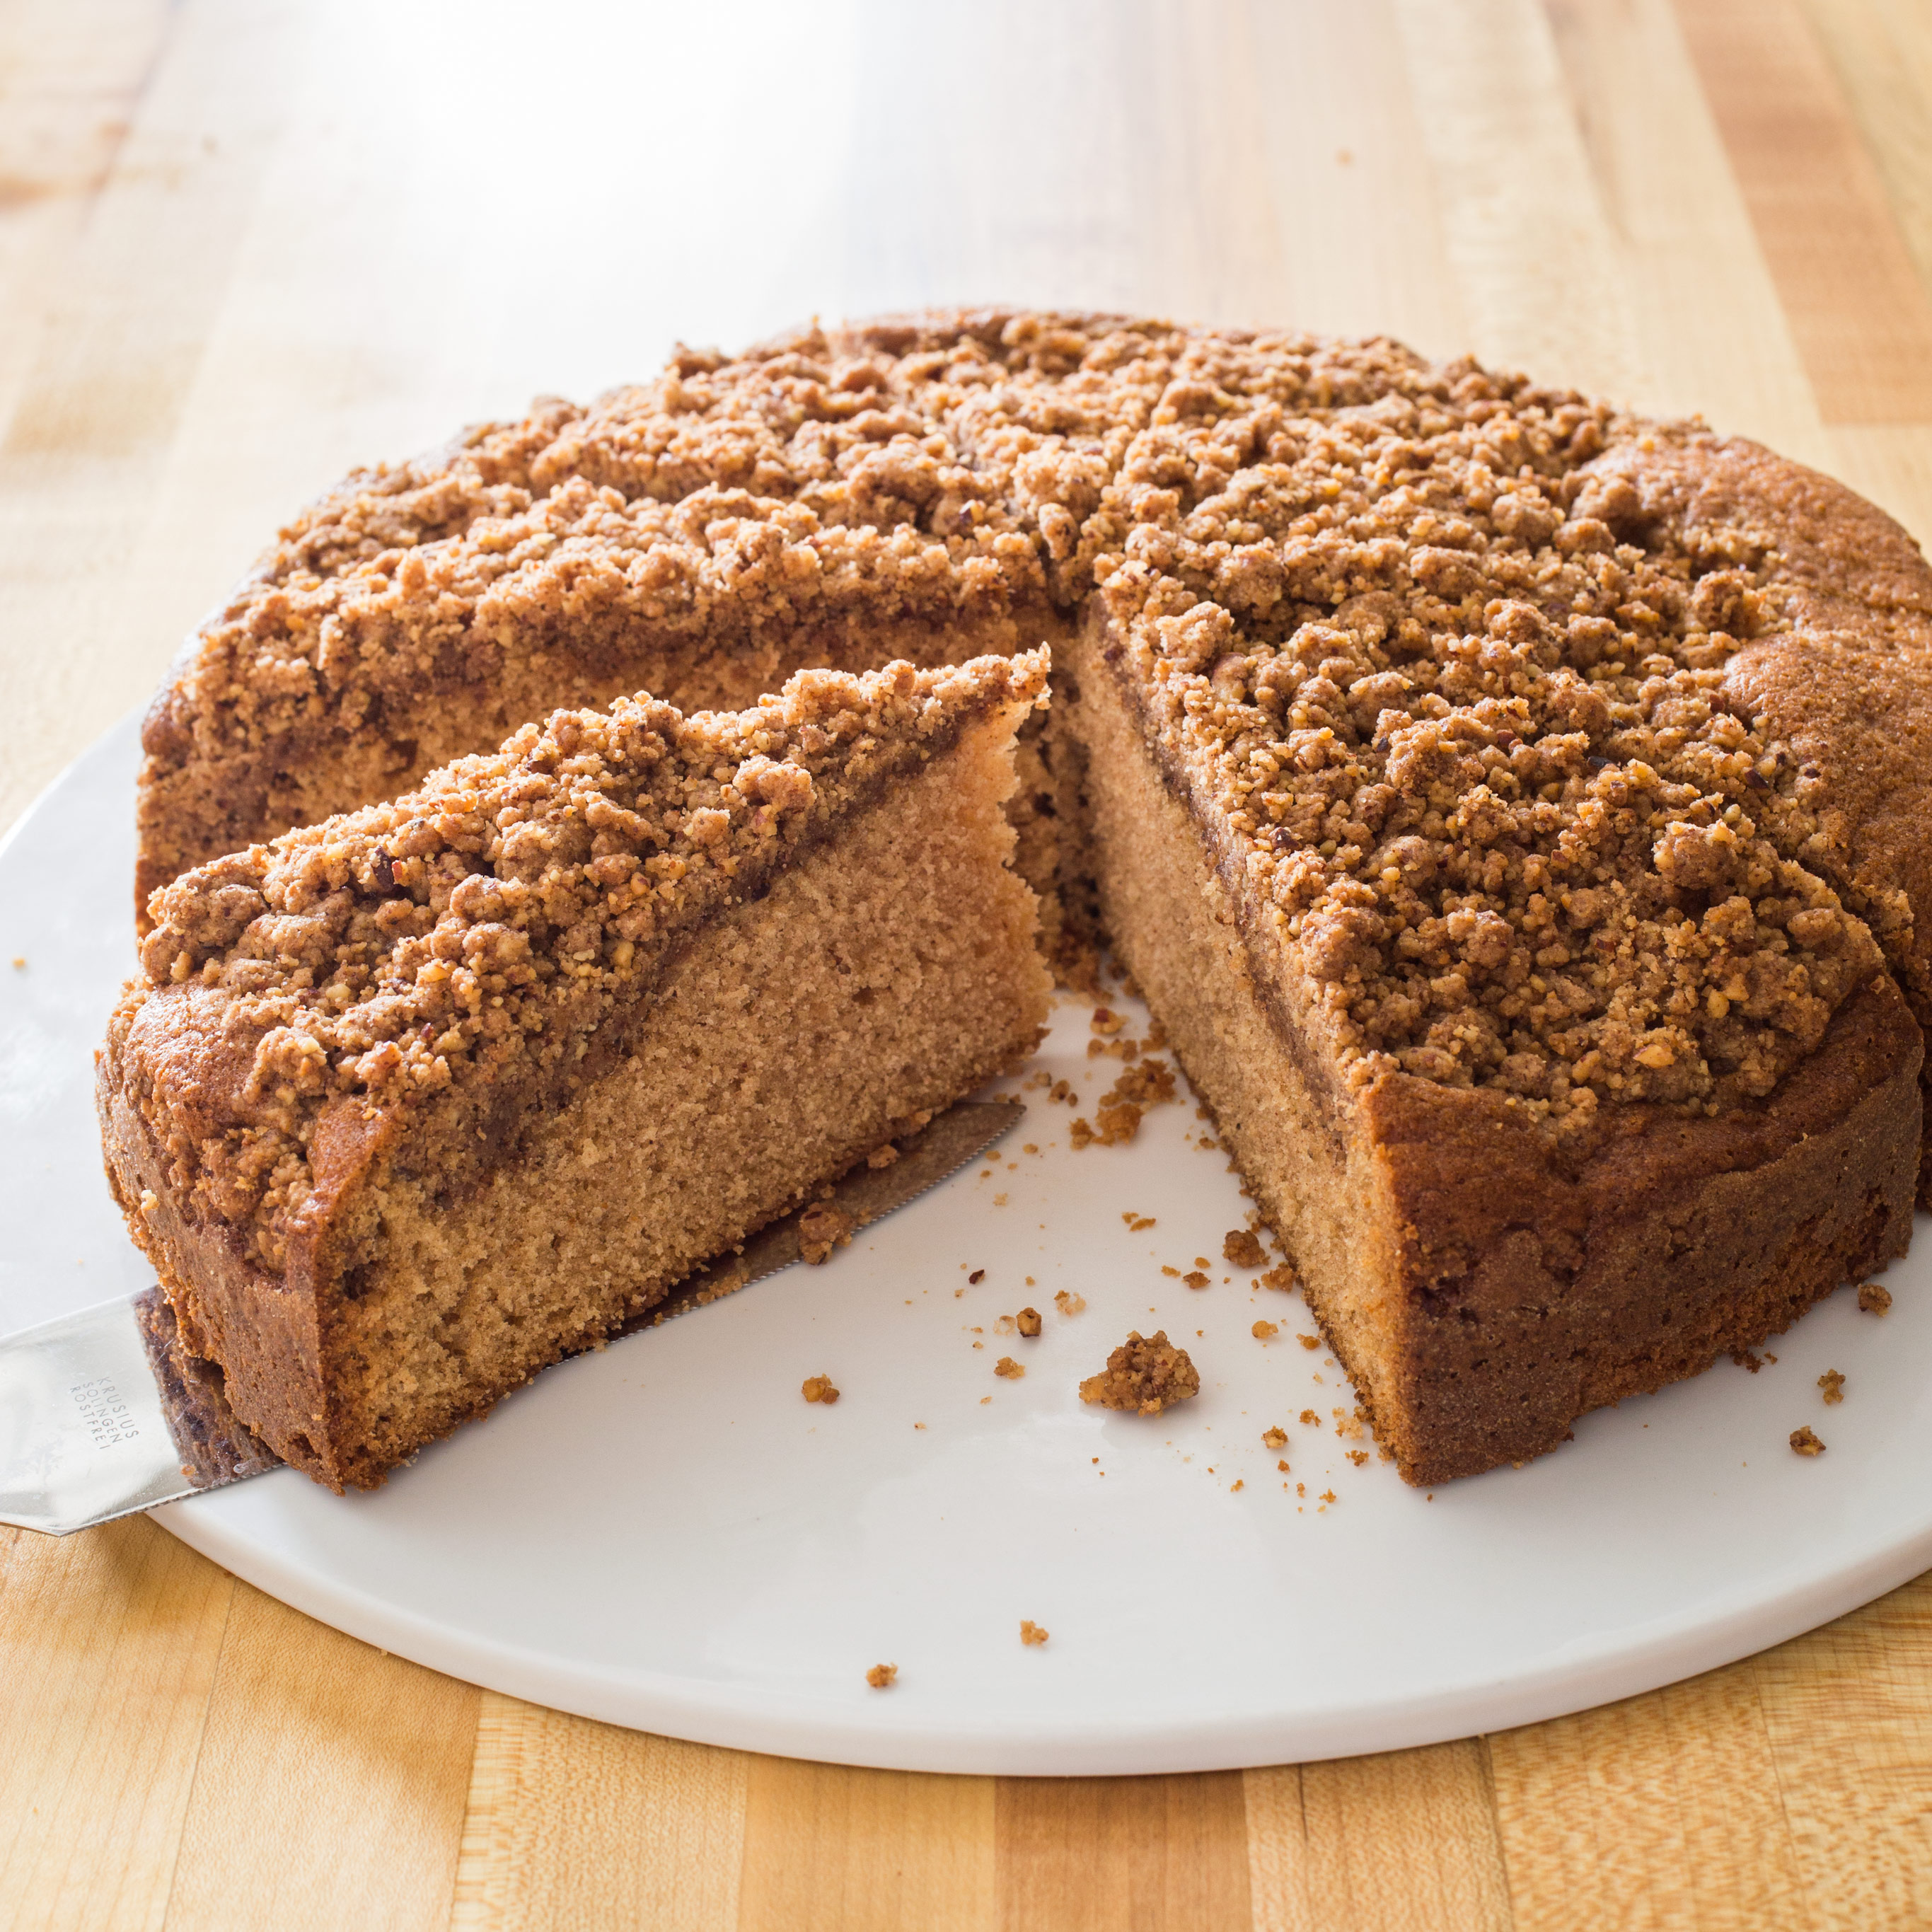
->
1245 0 1469 359
1538 0 1831 463
1751 1571 1932 1932
1674 0 1932 422
1390 0 1641 405
0 1519 231 1932
450 1694 746 1932
0 0 304 845
1489 1662 1810 1931
0 0 174 449
1245 1744 1511 1932
1795 0 1932 312
993 1773 1250 1932
160 1582 478 1932
736 1756 993 1932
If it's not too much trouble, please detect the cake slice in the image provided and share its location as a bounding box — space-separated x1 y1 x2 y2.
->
100 654 1051 1489
1062 463 1923 1481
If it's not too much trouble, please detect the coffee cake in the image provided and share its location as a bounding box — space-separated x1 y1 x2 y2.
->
118 311 1932 1484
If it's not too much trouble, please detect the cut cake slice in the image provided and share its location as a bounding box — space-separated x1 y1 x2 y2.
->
100 654 1051 1490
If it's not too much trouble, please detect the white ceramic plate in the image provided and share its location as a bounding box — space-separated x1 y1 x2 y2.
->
6 714 1931 1775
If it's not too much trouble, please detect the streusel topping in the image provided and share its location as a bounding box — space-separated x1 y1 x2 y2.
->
1091 357 1883 1120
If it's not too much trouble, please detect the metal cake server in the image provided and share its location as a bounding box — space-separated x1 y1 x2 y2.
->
0 1097 1024 1536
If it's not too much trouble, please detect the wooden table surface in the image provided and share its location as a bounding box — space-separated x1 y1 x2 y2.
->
5 1 1932 1924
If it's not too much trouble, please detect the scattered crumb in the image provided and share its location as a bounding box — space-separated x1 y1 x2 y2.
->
1160 1266 1181 1278
8 957 23 970
1319 1490 1336 1505
1300 1409 1319 1426
968 1268 985 1284
1017 1307 1042 1338
995 1314 1017 1334
1732 1349 1764 1373
1260 1266 1297 1293
1347 1450 1369 1467
1020 1619 1049 1647
1819 1370 1845 1406
1022 1143 1039 1155
1090 1006 1125 1036
1297 1334 1319 1351
1053 1290 1086 1316
798 1203 856 1265
1277 1459 1291 1472
1859 1282 1892 1315
995 1356 1025 1379
1079 1330 1201 1416
866 1143 900 1169
1223 1230 1266 1269
1068 1059 1178 1149
1183 1271 1211 1290
802 1375 840 1405
866 1663 897 1689
993 1193 1009 1207
1790 1426 1825 1457
1230 1479 1244 1492
1122 1213 1157 1232
1262 1426 1288 1450
1252 1321 1279 1341
1026 1276 1036 1285
914 1422 926 1430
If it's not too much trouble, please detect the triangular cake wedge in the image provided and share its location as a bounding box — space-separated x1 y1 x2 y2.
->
100 654 1051 1490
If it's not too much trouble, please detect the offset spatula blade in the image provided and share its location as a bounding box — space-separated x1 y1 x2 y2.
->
0 1097 1025 1535
0 1285 274 1537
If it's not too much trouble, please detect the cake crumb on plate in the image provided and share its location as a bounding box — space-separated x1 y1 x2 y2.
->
1819 1370 1846 1405
1791 1426 1825 1456
866 1663 897 1689
995 1355 1025 1379
1017 1307 1041 1337
1858 1282 1892 1315
1224 1230 1266 1268
1020 1620 1049 1646
799 1203 856 1265
1079 1330 1199 1416
1262 1426 1288 1449
1253 1320 1278 1341
802 1375 840 1405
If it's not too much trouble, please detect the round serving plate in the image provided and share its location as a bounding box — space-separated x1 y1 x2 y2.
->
4 713 1930 1775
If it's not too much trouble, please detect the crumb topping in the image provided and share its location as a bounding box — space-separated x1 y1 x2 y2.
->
137 312 1921 1191
1079 1329 1200 1414
1092 355 1887 1123
120 654 1043 1270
